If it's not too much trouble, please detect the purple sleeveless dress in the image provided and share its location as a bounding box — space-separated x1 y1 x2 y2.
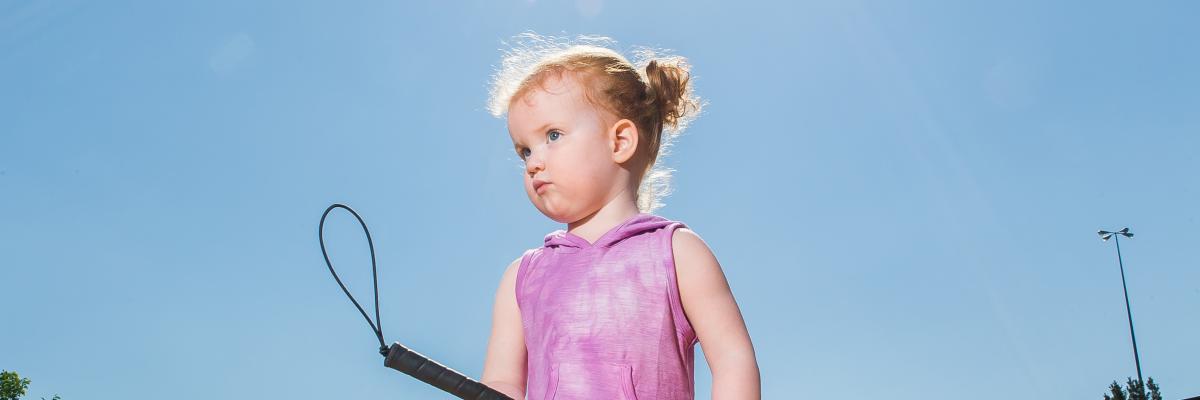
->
515 213 698 400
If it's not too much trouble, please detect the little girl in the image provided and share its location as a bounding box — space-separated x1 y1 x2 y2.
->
480 34 760 400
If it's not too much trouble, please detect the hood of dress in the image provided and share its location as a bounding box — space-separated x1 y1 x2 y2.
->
543 213 675 249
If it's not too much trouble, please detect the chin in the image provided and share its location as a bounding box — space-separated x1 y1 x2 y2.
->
538 207 575 224
532 198 581 224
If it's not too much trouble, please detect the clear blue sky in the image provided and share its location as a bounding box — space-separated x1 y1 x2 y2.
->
2 1 1197 399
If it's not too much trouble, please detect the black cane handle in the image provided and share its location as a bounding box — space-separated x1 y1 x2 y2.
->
384 342 514 400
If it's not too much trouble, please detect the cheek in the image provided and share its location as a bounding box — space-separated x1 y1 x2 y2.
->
556 146 612 190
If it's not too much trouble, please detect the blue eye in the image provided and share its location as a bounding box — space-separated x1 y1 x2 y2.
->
516 130 561 160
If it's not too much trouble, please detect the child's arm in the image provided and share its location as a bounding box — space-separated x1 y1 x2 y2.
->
481 257 528 399
673 228 761 400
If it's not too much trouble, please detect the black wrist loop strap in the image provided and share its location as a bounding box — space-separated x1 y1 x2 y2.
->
318 203 513 400
319 204 387 353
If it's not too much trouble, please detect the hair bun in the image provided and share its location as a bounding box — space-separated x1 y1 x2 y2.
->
643 57 701 135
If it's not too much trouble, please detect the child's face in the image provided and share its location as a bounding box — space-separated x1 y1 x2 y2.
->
507 73 625 224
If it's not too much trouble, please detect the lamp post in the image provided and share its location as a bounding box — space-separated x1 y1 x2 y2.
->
1097 227 1144 398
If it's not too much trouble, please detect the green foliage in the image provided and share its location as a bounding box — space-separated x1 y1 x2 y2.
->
1104 380 1126 400
0 370 61 400
1147 377 1163 400
1103 377 1162 400
0 371 31 400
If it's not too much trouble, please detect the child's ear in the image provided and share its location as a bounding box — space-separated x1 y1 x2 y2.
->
610 118 639 164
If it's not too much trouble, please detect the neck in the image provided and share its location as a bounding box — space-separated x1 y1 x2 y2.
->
567 188 641 244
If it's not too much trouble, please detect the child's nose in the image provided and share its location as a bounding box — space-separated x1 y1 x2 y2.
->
525 153 545 175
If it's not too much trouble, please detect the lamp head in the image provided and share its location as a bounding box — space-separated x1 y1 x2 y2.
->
1098 228 1133 241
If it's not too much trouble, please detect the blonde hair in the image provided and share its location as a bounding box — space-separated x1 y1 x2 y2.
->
487 33 703 213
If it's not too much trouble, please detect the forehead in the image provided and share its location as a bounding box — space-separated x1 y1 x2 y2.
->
507 73 594 141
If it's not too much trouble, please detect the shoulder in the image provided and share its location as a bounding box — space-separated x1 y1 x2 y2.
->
671 227 714 258
496 251 524 286
493 253 527 310
502 249 534 280
494 256 522 293
504 255 522 278
502 248 540 289
670 227 721 276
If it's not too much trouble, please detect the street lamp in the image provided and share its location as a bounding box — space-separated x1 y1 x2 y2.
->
1097 227 1145 398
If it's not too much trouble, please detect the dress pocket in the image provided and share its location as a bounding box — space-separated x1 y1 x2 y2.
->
617 364 639 400
543 363 560 400
546 362 637 400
